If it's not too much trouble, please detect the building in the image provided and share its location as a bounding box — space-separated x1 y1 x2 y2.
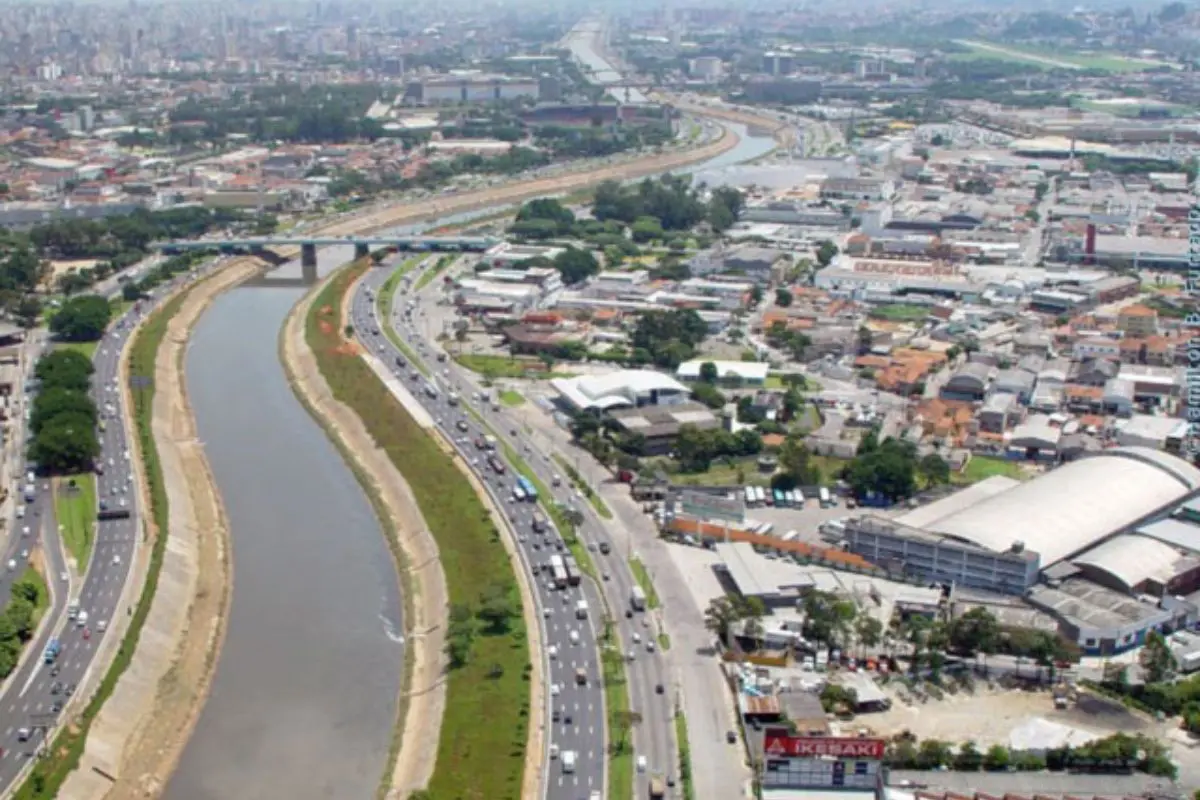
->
676 360 770 386
1116 303 1158 336
609 402 720 455
940 362 993 402
479 242 565 269
551 369 691 412
843 448 1200 594
818 176 896 202
417 73 539 104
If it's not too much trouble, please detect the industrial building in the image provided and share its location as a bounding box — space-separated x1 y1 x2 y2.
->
551 369 691 412
843 447 1200 596
415 72 539 104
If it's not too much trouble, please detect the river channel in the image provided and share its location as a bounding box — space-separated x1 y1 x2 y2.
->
166 126 775 799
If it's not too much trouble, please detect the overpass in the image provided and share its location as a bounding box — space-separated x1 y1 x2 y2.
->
154 234 500 275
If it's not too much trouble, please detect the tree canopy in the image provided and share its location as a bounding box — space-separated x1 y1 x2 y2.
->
844 434 918 503
630 308 708 369
28 349 101 473
50 295 112 342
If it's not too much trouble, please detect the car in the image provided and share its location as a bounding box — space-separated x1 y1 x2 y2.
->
20 525 29 538
646 641 655 653
726 730 737 744
552 709 561 722
550 683 560 697
51 701 63 714
548 645 558 659
5 560 14 572
50 682 62 695
633 633 641 644
636 756 647 773
562 711 572 724
112 555 121 566
59 571 67 583
543 608 552 619
625 609 633 619
655 683 664 694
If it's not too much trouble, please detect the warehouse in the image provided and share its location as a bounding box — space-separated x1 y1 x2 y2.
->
843 447 1200 594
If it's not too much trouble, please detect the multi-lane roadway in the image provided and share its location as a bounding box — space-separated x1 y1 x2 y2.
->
0 260 215 791
353 255 679 797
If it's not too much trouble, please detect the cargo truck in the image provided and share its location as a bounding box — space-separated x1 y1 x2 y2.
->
649 777 665 799
575 600 588 619
630 586 646 612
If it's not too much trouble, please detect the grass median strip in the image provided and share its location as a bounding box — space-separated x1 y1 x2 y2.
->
377 256 428 376
14 282 190 800
601 636 633 800
675 710 696 800
552 455 613 520
53 473 97 571
307 261 530 800
628 557 660 610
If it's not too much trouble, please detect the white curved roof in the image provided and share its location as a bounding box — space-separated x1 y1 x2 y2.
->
1073 533 1187 593
924 448 1200 566
551 369 689 411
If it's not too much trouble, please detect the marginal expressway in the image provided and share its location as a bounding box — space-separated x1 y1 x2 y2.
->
353 255 678 798
0 260 215 791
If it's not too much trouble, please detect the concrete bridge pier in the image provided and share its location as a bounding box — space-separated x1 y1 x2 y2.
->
354 242 370 261
301 243 318 282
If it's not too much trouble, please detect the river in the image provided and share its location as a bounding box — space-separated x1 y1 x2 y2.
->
167 128 775 799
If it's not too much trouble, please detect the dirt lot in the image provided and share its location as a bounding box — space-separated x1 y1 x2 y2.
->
860 683 1157 746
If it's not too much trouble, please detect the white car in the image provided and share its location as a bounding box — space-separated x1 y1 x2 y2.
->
636 755 647 773
5 560 14 572
112 555 121 566
548 645 558 659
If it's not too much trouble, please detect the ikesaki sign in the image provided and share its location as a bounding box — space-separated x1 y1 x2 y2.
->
762 730 887 760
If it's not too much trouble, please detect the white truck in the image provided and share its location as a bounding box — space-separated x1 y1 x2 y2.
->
575 600 588 620
561 750 576 774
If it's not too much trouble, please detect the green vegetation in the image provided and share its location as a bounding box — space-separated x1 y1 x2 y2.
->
601 638 633 800
455 353 573 380
414 254 455 291
498 389 525 407
54 473 97 570
50 295 113 342
957 456 1026 484
675 711 696 800
657 633 671 651
552 455 612 519
868 303 931 323
55 341 98 360
628 558 660 610
376 256 427 375
13 278 191 800
29 349 100 474
948 40 1163 72
21 565 48 624
306 262 530 800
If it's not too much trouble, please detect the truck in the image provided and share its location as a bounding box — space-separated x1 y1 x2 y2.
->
575 667 587 685
648 777 666 799
43 638 61 664
23 483 35 503
575 600 588 620
561 750 577 774
630 586 647 612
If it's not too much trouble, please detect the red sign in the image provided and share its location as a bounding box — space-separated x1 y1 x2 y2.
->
762 730 886 760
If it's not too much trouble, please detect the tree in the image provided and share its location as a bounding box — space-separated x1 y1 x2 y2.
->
698 361 719 384
918 453 950 486
953 741 983 771
948 607 1001 670
552 246 600 285
1140 630 1177 684
31 387 97 435
854 615 883 658
915 739 952 770
775 288 793 307
816 240 839 268
15 296 41 329
845 437 918 503
28 413 100 473
445 604 477 669
50 294 113 342
477 583 518 634
749 285 763 307
704 597 738 648
983 744 1011 772
35 350 94 392
801 591 856 649
611 709 643 753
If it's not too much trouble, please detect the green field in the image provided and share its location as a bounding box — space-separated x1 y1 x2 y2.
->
868 304 932 323
56 341 98 360
455 353 573 380
307 262 530 800
499 389 525 407
54 474 97 571
956 455 1027 484
22 565 48 624
950 40 1166 73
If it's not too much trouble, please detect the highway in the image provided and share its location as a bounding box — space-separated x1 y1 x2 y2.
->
353 256 678 797
0 258 218 790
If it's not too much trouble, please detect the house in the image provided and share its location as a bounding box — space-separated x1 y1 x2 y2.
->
1064 384 1104 413
1013 332 1052 357
1120 335 1173 366
1115 414 1189 452
720 245 790 283
940 362 993 402
978 392 1022 434
1118 363 1182 402
913 398 975 445
1116 304 1158 337
1101 378 1135 417
1073 336 1121 361
1007 414 1061 460
991 368 1036 404
1072 357 1119 387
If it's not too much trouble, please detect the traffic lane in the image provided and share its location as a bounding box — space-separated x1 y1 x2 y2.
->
350 311 606 799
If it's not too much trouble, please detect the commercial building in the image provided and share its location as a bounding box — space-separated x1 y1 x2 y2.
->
676 360 770 386
551 369 691 412
609 402 720 455
416 73 539 104
843 448 1200 594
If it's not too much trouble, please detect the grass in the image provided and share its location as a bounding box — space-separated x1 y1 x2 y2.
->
414 254 455 291
376 256 428 375
306 261 530 800
498 389 525 407
762 374 820 391
949 40 1165 72
455 353 574 381
868 304 931 323
53 473 97 571
56 341 98 360
12 277 191 800
657 633 671 651
602 643 633 800
628 557 660 610
552 455 613 520
675 711 696 800
956 455 1027 484
22 565 48 625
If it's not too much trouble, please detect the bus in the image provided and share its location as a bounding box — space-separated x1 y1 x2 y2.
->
772 489 784 506
782 530 800 542
532 512 547 533
754 486 766 505
819 486 833 508
743 486 756 507
516 476 538 502
794 489 805 507
563 555 582 586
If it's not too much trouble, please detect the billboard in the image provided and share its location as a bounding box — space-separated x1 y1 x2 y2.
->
761 730 886 791
763 732 886 760
678 489 745 524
